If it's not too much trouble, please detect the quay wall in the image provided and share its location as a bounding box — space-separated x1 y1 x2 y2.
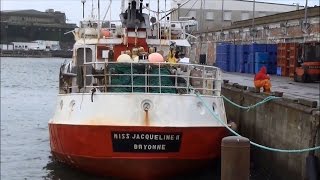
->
0 50 72 58
221 83 320 180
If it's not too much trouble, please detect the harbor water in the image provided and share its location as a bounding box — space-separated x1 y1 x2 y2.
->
1 57 272 180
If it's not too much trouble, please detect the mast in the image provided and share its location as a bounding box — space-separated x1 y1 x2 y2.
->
165 0 167 39
98 0 101 39
220 0 224 35
121 0 125 13
91 0 94 18
252 0 256 42
157 0 160 39
303 0 308 42
81 0 86 19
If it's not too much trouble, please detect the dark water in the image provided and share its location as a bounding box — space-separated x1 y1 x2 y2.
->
1 57 64 180
0 57 270 180
0 57 215 180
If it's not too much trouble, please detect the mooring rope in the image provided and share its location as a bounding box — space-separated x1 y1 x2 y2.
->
195 93 320 153
222 95 281 111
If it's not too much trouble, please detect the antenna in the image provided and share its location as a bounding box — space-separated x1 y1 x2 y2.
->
121 0 125 13
98 0 100 39
157 0 160 39
252 0 256 42
91 0 94 18
220 0 224 35
81 0 86 19
102 0 112 22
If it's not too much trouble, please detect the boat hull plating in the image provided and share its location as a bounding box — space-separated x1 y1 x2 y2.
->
49 124 228 179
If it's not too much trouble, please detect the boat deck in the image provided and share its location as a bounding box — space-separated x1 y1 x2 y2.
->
222 72 320 104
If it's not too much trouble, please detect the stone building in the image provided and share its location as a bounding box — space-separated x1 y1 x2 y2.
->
189 6 320 65
171 0 301 32
0 9 77 49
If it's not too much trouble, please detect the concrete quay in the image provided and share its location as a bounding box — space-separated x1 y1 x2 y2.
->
222 72 320 104
221 79 320 180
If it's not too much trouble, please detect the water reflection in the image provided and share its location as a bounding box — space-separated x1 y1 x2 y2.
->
43 156 109 180
42 155 220 180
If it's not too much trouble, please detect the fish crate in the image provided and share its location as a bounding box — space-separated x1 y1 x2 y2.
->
276 66 282 76
277 43 289 64
277 57 288 67
250 43 267 53
216 43 231 54
267 44 277 53
255 52 269 63
289 67 295 77
267 63 277 75
255 63 268 73
229 45 237 72
239 62 246 73
288 44 298 67
247 62 254 74
216 60 229 72
281 66 289 77
288 57 297 67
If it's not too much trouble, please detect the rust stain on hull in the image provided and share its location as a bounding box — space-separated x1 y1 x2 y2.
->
144 111 150 126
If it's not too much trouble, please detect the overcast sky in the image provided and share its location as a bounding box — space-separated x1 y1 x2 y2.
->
1 0 319 25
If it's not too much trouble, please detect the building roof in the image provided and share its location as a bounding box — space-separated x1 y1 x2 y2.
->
197 6 320 34
1 9 63 18
176 0 303 10
236 0 304 7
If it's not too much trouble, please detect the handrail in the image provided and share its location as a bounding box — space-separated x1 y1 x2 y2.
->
59 62 222 96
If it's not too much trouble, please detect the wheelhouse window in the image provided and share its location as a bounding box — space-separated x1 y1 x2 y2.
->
206 12 214 20
224 11 232 21
188 11 196 19
241 12 250 20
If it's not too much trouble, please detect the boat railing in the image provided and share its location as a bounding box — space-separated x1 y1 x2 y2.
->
59 62 222 96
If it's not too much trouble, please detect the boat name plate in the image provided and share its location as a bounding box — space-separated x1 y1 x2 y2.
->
111 131 182 153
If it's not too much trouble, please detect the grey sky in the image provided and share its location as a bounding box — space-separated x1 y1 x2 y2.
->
1 0 319 25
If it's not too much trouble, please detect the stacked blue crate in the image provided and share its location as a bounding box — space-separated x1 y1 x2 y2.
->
254 52 269 73
266 44 277 74
248 43 267 74
248 53 255 73
276 67 282 76
215 43 230 71
237 44 249 73
229 45 237 72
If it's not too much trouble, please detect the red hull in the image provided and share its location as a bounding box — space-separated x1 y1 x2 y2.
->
49 124 228 179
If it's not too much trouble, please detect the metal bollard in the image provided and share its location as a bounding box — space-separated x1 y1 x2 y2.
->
221 136 250 180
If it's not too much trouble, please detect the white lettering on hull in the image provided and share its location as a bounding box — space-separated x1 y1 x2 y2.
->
134 144 166 150
113 133 180 141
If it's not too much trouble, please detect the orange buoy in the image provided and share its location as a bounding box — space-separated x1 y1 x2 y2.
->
117 54 132 62
148 53 164 63
101 29 111 38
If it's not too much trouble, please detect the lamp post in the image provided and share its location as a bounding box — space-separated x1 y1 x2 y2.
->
177 3 181 20
81 0 86 19
252 0 256 42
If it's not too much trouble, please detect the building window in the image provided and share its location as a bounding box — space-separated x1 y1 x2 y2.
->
224 11 232 21
241 12 250 20
188 11 196 19
206 11 214 20
258 12 267 17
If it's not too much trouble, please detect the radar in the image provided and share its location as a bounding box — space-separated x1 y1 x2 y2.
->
150 17 156 24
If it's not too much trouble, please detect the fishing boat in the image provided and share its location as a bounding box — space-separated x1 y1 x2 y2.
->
49 0 228 179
